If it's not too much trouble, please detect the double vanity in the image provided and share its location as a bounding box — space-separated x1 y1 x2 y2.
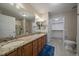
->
0 33 47 56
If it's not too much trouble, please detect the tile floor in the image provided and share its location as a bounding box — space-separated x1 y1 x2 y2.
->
48 39 76 56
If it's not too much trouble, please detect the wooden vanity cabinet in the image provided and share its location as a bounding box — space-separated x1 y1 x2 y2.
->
37 38 42 54
32 40 38 56
44 36 46 45
42 35 46 48
17 47 22 56
22 42 33 56
7 35 46 56
41 37 44 49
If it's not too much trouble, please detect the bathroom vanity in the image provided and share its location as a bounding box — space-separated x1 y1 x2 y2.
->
0 33 47 56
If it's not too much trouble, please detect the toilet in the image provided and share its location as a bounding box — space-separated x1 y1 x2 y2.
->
64 40 76 53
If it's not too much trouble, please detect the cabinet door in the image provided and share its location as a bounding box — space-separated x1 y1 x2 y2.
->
22 43 33 56
17 47 22 56
44 35 46 46
41 36 46 49
38 38 42 54
41 36 44 49
8 50 17 56
33 40 38 56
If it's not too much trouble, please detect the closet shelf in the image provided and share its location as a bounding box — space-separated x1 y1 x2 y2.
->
52 29 64 31
52 22 64 24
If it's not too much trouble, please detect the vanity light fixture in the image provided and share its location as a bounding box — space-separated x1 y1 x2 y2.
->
55 19 59 21
10 3 21 9
15 4 20 9
10 3 14 6
22 14 26 17
50 3 60 6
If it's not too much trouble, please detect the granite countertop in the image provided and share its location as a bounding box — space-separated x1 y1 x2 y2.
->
0 33 46 56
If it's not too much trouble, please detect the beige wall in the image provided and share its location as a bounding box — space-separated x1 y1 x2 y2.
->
49 10 77 41
77 4 79 55
64 10 77 41
25 20 32 33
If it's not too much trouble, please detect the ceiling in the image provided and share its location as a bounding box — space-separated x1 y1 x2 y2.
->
30 3 77 14
30 3 49 14
0 3 77 20
0 3 35 20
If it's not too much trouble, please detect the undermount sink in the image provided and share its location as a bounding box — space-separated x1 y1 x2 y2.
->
1 41 24 49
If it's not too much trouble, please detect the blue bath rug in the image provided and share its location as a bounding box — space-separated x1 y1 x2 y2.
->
38 44 55 56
